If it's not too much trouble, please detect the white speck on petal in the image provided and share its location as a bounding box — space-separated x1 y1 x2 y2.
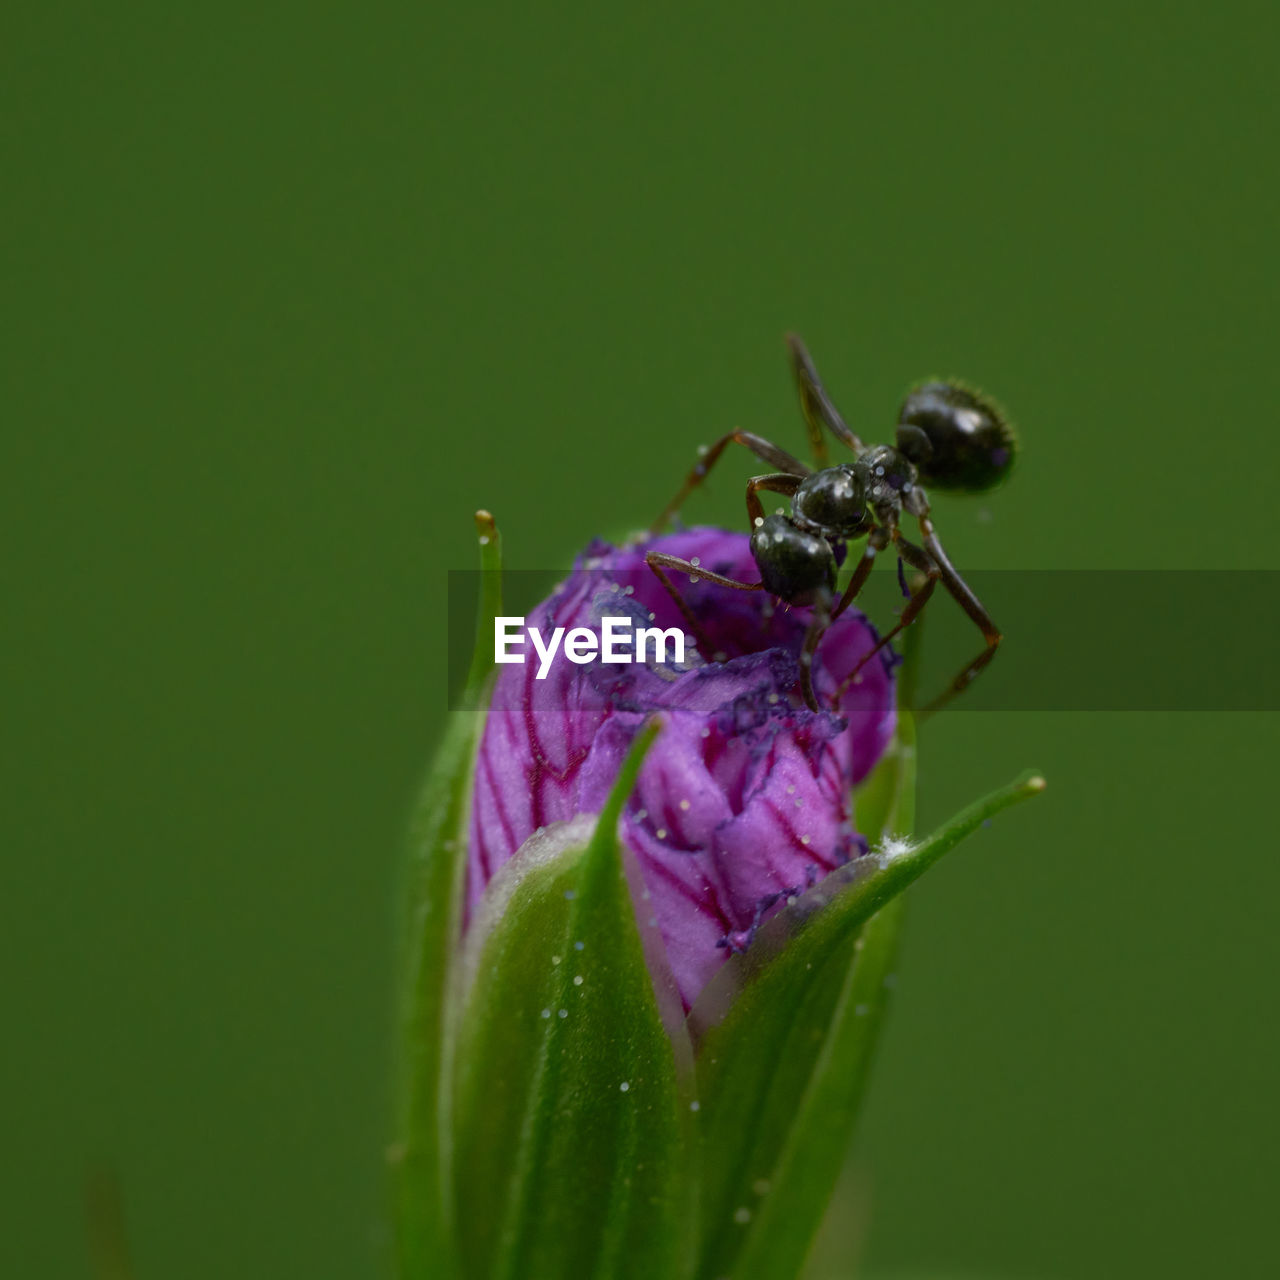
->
573 975 584 986
619 1081 630 1092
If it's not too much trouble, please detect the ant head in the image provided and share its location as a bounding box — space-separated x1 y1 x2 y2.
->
895 380 1015 493
791 465 868 538
749 514 836 606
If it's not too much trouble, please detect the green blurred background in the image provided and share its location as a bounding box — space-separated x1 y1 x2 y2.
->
5 3 1278 1277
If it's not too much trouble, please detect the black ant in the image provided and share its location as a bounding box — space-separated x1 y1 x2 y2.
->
645 334 1015 714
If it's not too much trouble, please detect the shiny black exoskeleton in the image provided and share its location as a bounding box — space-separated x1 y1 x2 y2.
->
749 514 835 603
647 335 1015 713
792 464 872 535
896 381 1015 492
748 464 871 602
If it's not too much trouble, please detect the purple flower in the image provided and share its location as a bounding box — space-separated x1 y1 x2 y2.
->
468 528 896 1009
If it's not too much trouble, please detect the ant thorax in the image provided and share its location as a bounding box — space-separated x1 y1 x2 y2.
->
857 445 926 522
790 464 868 538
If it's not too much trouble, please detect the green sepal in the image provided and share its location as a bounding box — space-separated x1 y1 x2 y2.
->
686 723 1043 1280
392 512 503 1280
682 639 916 1280
449 721 690 1280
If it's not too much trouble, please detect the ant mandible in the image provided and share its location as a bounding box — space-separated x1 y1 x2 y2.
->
645 334 1014 714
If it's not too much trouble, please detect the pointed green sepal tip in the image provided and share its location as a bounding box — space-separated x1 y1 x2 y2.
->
464 509 503 698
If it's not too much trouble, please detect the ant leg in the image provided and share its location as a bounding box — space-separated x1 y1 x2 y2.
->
834 534 939 700
915 513 1003 714
831 525 890 620
644 552 763 660
745 472 803 524
798 587 833 711
785 333 865 464
651 430 810 532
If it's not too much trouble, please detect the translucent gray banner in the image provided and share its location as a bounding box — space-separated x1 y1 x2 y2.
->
446 569 1279 712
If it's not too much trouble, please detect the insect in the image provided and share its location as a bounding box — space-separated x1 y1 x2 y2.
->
646 334 1015 713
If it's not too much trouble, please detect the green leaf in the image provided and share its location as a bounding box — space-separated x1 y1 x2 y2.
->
449 722 690 1280
687 733 1043 1280
392 512 503 1280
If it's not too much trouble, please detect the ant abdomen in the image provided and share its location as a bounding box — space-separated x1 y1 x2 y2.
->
896 380 1015 493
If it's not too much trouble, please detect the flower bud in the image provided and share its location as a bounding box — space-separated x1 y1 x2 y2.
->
392 514 1044 1280
469 527 897 1007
